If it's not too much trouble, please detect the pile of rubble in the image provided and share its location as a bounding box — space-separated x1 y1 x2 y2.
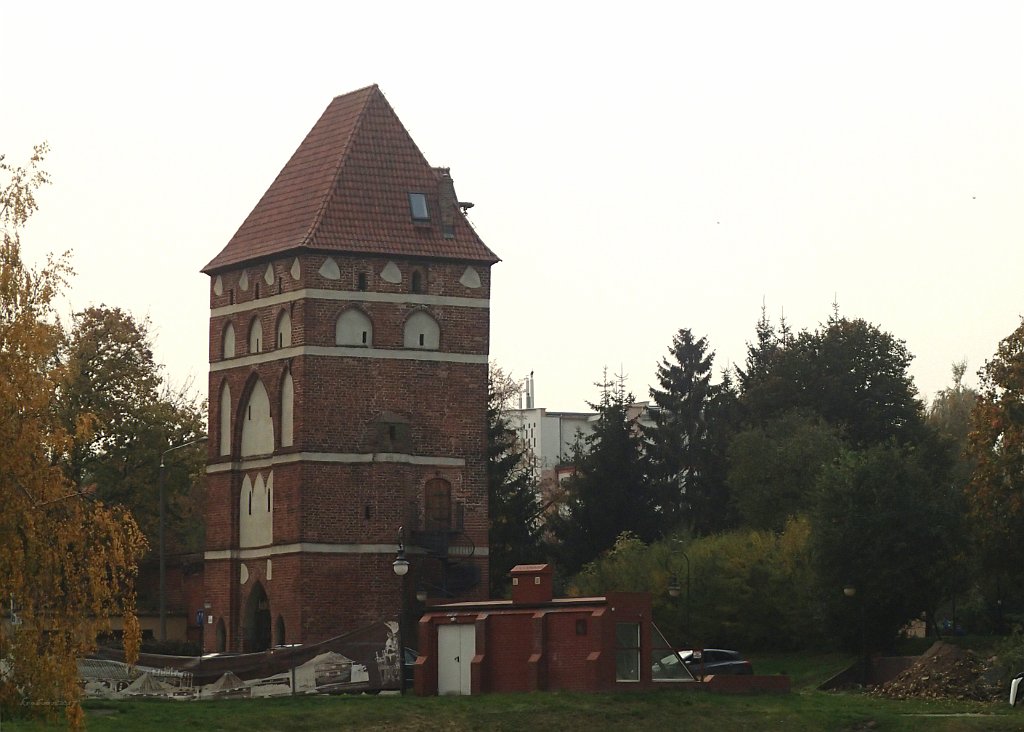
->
871 642 1002 702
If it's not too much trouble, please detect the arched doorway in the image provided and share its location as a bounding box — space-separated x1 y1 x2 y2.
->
243 582 272 652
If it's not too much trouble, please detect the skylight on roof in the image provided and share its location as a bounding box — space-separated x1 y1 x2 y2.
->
409 193 430 221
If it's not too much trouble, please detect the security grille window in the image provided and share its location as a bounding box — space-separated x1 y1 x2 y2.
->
615 623 641 682
409 193 430 221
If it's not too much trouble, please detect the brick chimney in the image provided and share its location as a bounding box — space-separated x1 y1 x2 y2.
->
510 564 553 604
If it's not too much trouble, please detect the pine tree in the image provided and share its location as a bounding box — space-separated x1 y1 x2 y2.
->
646 329 715 531
548 372 656 575
487 367 543 597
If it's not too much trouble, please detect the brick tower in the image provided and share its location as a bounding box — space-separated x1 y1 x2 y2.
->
200 85 497 652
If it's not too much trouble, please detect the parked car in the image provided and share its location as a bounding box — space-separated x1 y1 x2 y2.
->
680 648 753 679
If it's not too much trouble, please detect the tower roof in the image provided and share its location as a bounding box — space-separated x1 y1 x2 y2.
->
203 85 498 274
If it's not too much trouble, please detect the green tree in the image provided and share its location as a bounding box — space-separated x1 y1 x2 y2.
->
487 365 544 597
0 145 146 727
572 520 821 651
926 361 977 627
741 313 926 447
56 306 206 556
810 445 957 652
548 372 656 575
727 409 842 531
646 328 715 531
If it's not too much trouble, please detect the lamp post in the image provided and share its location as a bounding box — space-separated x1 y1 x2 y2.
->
667 555 691 627
159 436 207 643
844 584 869 685
667 548 691 641
392 527 409 695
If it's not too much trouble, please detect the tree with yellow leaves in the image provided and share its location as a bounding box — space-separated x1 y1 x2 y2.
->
967 318 1024 621
0 145 147 727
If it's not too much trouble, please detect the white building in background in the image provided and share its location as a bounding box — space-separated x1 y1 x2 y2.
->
506 374 659 494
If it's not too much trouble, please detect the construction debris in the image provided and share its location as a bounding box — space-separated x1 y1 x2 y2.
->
870 642 1002 702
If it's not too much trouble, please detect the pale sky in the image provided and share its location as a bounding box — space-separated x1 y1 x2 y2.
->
3 2 1022 413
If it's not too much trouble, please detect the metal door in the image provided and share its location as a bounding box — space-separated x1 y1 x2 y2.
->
437 624 475 695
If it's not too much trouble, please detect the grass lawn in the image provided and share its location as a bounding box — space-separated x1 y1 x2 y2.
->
3 652 1020 731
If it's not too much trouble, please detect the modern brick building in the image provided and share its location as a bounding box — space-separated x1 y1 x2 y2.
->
414 564 689 695
200 85 497 652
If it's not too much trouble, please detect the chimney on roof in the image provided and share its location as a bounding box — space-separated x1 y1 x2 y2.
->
510 564 553 604
436 168 457 239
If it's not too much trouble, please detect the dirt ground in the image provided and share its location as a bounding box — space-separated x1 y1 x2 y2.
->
870 641 1004 701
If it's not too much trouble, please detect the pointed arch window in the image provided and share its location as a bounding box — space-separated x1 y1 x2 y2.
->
404 311 440 350
281 371 294 447
249 317 263 354
241 378 274 456
424 478 452 531
219 382 232 456
337 309 373 347
222 322 236 359
276 310 292 349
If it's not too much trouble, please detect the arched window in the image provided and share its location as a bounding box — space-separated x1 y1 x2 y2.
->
336 309 373 347
281 371 294 447
241 378 274 456
403 311 440 350
240 471 273 548
219 382 232 456
424 478 452 530
222 322 236 359
411 270 423 294
249 317 263 354
276 310 291 349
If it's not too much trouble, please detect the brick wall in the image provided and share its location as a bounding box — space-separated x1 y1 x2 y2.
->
204 252 491 651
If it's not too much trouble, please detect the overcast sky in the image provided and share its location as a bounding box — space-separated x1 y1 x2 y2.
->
3 2 1022 412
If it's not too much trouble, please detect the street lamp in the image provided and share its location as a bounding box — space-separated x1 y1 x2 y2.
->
159 436 207 643
667 545 691 642
843 584 869 685
392 527 409 695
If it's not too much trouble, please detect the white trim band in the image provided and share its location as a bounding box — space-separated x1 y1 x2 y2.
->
210 345 487 371
206 452 466 474
211 288 489 318
205 542 489 561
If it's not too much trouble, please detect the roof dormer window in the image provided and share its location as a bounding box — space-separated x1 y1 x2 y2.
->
409 193 430 222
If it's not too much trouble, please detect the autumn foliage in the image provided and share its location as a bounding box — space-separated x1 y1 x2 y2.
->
0 146 147 726
968 318 1024 580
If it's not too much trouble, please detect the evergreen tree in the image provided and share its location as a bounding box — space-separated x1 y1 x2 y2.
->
487 366 543 597
548 372 656 575
646 329 718 532
740 312 925 447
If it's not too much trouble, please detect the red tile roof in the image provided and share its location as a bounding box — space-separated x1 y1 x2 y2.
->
203 85 498 273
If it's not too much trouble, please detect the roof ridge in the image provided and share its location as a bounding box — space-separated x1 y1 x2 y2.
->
297 85 379 249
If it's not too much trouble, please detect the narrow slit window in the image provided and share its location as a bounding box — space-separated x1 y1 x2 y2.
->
419 333 425 346
357 272 368 291
409 193 430 221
